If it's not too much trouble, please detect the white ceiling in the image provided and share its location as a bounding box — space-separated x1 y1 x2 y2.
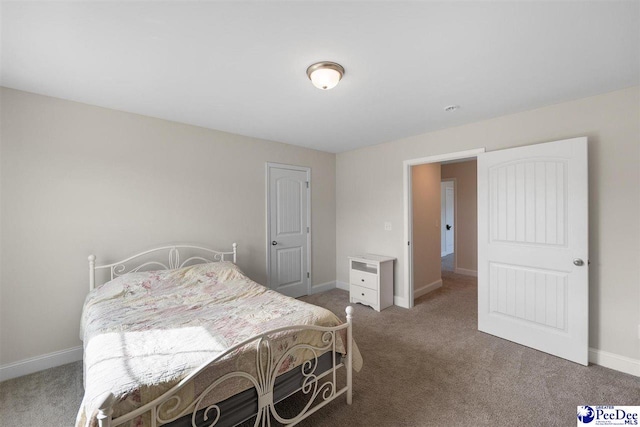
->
2 1 638 153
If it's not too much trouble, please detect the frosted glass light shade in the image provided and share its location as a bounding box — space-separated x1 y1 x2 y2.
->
306 62 345 90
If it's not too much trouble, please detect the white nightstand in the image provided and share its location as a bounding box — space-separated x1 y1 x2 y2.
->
348 254 395 312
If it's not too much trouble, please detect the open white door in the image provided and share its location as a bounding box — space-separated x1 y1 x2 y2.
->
478 137 588 365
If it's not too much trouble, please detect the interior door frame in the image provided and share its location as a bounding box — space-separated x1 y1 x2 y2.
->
265 162 312 294
402 148 485 308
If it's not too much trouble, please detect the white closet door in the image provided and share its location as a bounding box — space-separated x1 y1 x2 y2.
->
477 137 589 365
268 165 310 298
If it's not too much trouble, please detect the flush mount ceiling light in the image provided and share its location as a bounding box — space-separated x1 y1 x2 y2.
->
306 61 345 90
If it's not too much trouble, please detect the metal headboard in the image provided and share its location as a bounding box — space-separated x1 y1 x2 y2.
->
88 243 237 291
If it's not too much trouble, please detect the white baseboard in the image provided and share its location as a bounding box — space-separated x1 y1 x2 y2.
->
0 346 83 382
414 278 443 299
589 348 640 377
394 279 443 308
454 267 478 277
336 281 349 291
309 281 336 294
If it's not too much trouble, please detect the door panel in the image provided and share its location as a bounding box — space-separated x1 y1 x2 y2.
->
491 160 567 245
489 263 567 330
478 137 588 365
276 178 303 236
268 166 309 298
275 247 304 287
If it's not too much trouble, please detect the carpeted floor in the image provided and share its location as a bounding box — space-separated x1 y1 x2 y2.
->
441 253 454 272
1 272 638 426
0 358 84 426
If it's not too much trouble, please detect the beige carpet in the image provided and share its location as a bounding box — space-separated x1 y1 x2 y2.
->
0 359 84 426
1 272 638 426
441 253 454 272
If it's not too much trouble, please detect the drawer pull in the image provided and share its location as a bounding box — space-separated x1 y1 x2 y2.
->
361 279 364 282
361 293 365 296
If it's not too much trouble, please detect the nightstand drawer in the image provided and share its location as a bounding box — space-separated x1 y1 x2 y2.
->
350 269 377 290
350 284 377 306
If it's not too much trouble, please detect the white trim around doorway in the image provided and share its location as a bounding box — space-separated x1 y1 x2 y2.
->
402 148 485 309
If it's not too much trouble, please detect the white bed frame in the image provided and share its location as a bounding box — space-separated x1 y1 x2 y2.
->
86 244 353 427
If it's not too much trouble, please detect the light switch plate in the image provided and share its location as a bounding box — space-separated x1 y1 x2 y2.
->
384 222 392 231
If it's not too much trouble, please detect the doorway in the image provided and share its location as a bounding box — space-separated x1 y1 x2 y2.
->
441 181 455 257
403 138 589 365
440 180 455 273
403 148 484 308
410 160 477 295
440 160 479 277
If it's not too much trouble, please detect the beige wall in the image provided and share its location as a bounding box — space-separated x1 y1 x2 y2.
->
411 163 441 290
2 86 638 368
441 161 477 273
336 86 640 361
0 87 336 365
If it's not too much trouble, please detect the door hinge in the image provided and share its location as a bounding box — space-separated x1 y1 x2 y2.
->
307 227 310 233
307 272 310 278
306 181 309 188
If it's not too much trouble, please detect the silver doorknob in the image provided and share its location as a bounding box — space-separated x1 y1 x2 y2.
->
272 241 278 246
573 258 584 266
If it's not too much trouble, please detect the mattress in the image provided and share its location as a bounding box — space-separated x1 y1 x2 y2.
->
76 261 362 427
170 351 336 427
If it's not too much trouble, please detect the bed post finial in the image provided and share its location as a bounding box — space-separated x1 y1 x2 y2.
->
232 242 237 264
346 305 353 405
88 255 96 292
96 392 116 427
346 305 353 319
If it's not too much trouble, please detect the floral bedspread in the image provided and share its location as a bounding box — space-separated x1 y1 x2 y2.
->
76 261 361 427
